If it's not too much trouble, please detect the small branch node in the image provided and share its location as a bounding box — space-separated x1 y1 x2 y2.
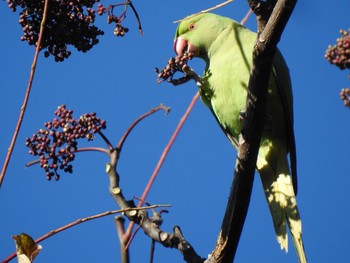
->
106 163 112 173
128 210 138 217
160 232 169 242
112 187 122 195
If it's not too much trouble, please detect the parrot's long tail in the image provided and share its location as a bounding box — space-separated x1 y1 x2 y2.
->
257 156 307 263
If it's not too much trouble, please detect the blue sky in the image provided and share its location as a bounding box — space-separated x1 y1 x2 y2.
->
1 1 350 262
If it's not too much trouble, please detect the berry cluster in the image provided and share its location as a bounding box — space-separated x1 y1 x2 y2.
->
25 105 107 180
340 88 350 108
7 0 104 62
325 29 350 70
155 52 194 84
97 3 129 37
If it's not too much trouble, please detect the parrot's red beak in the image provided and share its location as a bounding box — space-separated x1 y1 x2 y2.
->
174 36 198 56
174 36 187 55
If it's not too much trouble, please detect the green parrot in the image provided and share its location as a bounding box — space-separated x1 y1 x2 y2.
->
174 13 307 263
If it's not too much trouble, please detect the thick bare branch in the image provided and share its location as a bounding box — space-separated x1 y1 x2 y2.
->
106 148 204 263
208 1 297 262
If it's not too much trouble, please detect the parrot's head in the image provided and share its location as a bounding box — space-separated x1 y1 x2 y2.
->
174 13 228 62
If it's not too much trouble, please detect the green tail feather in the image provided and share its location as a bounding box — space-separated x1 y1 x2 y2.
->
257 156 307 263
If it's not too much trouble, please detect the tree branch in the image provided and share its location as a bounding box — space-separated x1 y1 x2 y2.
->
0 0 49 188
2 205 169 263
208 0 297 262
116 104 170 152
124 92 200 242
114 216 130 263
106 147 204 263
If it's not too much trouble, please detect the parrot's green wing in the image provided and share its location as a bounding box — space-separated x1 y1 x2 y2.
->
209 106 239 148
205 38 297 196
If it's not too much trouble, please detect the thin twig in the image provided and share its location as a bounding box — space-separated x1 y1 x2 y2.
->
98 131 114 150
1 205 170 263
0 0 49 188
240 8 253 25
150 240 155 263
128 1 143 35
104 0 143 35
25 147 110 168
124 91 200 241
124 223 142 251
116 104 170 152
173 0 234 23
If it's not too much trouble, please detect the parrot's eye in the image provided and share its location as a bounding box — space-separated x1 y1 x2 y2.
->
188 23 196 31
